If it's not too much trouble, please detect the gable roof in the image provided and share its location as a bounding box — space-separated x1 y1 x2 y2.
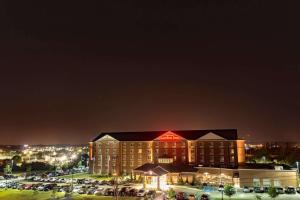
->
134 163 198 173
92 129 238 142
197 132 226 140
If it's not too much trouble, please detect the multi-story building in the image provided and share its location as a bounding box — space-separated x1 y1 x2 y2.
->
89 129 245 176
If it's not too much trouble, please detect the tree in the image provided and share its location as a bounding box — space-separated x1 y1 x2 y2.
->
268 186 279 199
191 175 195 186
169 176 174 185
26 164 32 177
224 185 236 199
4 164 12 175
167 188 176 199
12 155 22 165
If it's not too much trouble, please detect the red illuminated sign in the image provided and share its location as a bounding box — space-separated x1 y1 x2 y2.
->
157 131 182 141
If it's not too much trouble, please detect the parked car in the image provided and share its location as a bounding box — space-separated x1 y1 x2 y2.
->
94 188 105 196
263 187 269 193
87 187 97 195
33 177 42 182
31 183 40 190
200 194 210 200
188 194 195 200
37 185 45 191
137 189 147 197
72 185 82 193
0 182 7 188
10 182 19 189
146 190 156 199
285 186 296 194
18 183 26 190
176 192 188 200
297 187 300 194
104 188 114 196
119 187 130 196
0 176 5 180
243 186 253 193
24 184 33 190
254 187 264 193
275 187 284 194
128 188 138 196
77 179 85 184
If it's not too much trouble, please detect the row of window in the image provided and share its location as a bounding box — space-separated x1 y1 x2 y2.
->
97 141 235 148
198 155 235 163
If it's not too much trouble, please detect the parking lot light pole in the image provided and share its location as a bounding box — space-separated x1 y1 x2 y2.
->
71 169 74 193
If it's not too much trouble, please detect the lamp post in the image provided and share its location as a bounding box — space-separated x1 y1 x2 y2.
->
296 161 299 187
220 167 224 200
71 168 74 193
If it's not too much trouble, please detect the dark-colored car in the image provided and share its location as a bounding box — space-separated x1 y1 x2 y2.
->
285 187 296 194
176 192 188 200
297 187 300 194
263 187 269 193
77 179 85 184
128 188 138 196
104 188 114 196
146 190 156 199
200 194 210 200
119 187 130 196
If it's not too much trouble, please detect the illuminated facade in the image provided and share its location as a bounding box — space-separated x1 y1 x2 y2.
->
89 129 245 176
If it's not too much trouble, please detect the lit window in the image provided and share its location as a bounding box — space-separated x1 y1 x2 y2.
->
253 178 260 187
230 156 235 162
138 149 142 154
230 149 235 154
164 142 168 148
220 156 224 163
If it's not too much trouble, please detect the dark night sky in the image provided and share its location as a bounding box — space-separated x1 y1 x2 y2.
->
0 1 299 144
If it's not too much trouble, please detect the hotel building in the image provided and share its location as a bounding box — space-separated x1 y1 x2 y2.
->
89 129 245 176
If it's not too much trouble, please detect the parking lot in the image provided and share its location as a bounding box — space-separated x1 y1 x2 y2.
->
1 174 300 200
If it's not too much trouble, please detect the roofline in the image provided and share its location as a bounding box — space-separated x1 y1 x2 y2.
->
91 129 238 142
